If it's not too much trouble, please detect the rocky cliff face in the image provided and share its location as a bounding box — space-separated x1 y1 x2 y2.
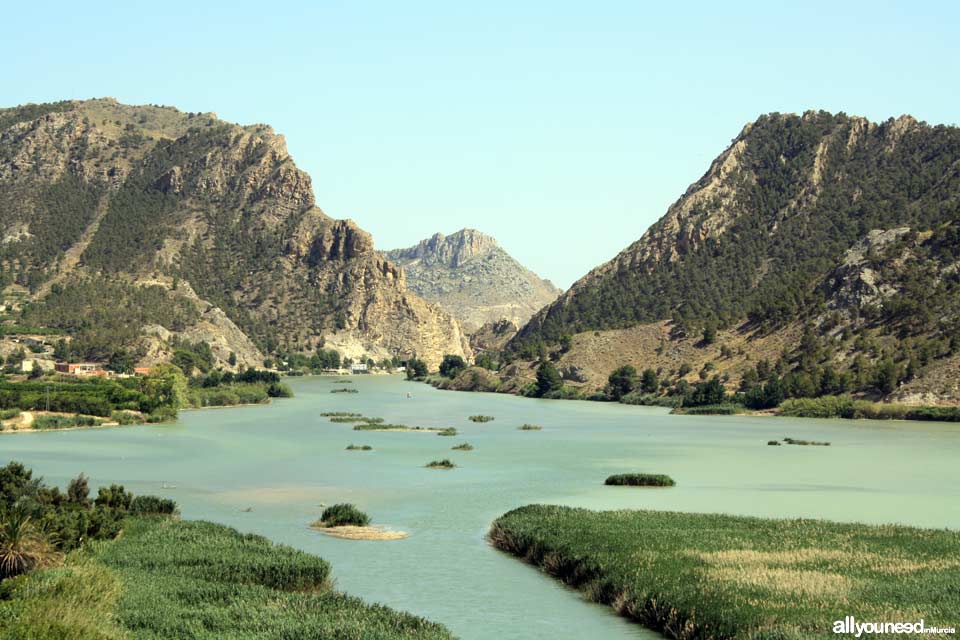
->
383 229 560 332
512 110 960 402
0 98 469 369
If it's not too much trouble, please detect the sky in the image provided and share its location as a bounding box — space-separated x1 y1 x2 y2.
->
3 1 958 288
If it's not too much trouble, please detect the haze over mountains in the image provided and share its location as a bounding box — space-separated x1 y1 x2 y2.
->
383 229 560 332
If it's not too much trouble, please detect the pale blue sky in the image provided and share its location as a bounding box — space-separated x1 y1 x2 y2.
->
3 1 958 287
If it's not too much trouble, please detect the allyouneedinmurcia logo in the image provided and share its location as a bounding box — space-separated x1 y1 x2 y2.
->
834 617 956 637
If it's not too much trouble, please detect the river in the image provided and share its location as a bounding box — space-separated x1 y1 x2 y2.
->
3 375 959 639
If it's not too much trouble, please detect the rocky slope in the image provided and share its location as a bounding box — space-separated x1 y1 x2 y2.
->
0 98 470 369
383 229 560 332
511 111 960 403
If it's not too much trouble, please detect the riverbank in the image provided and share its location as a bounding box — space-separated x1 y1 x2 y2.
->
0 516 450 638
490 505 960 639
421 368 960 424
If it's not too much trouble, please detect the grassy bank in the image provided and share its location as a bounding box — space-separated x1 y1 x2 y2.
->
1 517 453 639
489 505 960 639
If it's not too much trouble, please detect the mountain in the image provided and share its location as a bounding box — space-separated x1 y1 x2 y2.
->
0 98 470 369
510 111 960 403
383 229 561 332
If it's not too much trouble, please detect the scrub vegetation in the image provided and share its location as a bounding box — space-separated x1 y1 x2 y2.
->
490 505 960 640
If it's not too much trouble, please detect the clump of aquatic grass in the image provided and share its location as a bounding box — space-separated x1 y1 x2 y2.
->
468 415 494 423
451 443 474 451
489 506 960 640
767 440 782 446
0 512 61 580
783 437 831 446
316 504 370 527
437 427 457 436
673 404 744 415
330 388 359 394
327 379 353 383
345 444 373 451
425 459 456 469
604 473 675 487
352 423 437 432
517 424 542 431
86 517 453 638
329 416 383 424
779 396 960 422
320 412 361 417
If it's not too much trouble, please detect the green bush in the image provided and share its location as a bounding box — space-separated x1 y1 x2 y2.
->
318 504 370 527
425 459 456 469
468 415 494 423
604 474 675 487
32 415 102 430
129 495 179 515
451 443 474 451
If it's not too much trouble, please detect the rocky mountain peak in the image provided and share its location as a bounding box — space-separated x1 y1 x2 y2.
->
383 230 560 332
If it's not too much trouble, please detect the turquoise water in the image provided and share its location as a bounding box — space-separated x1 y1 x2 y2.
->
3 375 959 639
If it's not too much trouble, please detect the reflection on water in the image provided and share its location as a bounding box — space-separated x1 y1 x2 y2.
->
3 375 959 640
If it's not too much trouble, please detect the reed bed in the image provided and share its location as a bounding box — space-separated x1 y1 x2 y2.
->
604 474 675 487
489 506 960 640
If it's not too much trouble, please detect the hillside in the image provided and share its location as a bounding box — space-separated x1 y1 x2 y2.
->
383 229 560 332
0 98 470 370
509 111 960 403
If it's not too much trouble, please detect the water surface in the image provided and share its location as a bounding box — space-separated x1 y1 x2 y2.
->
3 376 959 639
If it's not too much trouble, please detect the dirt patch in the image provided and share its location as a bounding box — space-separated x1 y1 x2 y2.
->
312 525 409 540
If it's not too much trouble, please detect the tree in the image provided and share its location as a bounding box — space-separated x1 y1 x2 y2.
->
475 352 497 371
559 335 573 353
678 363 692 377
228 351 237 367
67 474 91 507
874 359 900 395
406 358 428 380
607 365 637 400
702 324 717 345
439 355 467 378
535 361 563 397
640 368 659 394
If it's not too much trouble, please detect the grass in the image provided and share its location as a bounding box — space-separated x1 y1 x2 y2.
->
779 396 960 421
0 516 452 639
0 554 128 639
468 415 494 423
604 473 675 487
315 503 370 527
346 444 373 451
437 427 458 436
330 388 359 394
451 443 474 451
0 408 21 421
320 411 361 417
517 424 542 430
425 459 456 469
330 416 383 424
674 404 744 415
489 505 960 640
783 437 831 446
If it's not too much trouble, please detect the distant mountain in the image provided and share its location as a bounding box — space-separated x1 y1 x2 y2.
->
510 111 960 403
383 229 561 332
0 98 470 369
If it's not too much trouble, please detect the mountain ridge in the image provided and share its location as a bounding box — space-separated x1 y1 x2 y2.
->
0 98 470 369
